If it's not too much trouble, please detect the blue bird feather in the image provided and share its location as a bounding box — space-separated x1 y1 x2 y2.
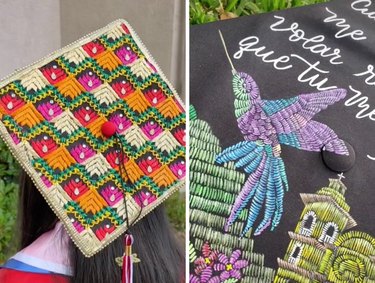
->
217 70 348 237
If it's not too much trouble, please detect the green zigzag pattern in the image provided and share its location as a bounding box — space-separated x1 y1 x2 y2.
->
9 82 185 128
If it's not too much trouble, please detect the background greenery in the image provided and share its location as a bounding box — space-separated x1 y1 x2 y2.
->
190 0 329 24
0 140 20 263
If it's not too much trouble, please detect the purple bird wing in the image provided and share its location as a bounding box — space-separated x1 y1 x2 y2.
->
261 88 347 134
278 120 349 155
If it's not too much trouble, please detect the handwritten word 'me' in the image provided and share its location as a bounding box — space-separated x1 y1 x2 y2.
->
345 85 375 121
270 15 343 65
351 0 375 21
324 7 367 40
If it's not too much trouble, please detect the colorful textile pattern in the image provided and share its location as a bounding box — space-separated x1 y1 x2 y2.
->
0 20 185 257
216 71 348 236
274 179 375 283
189 106 275 283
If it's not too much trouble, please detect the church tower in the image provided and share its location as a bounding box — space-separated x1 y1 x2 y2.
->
274 178 357 282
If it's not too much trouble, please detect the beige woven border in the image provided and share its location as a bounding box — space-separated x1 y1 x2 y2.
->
0 19 186 257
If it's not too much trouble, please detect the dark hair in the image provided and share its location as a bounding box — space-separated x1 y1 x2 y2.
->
19 171 184 283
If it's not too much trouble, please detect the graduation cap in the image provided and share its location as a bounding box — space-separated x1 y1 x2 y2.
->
0 19 186 263
190 0 374 281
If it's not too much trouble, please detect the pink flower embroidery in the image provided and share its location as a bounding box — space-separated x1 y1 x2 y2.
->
190 242 220 283
214 250 249 281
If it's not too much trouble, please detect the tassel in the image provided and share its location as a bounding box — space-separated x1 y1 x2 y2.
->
115 234 141 283
123 234 134 283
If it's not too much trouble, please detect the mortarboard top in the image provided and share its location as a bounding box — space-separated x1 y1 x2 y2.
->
0 19 186 257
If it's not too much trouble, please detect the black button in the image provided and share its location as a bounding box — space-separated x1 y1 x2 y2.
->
322 141 355 172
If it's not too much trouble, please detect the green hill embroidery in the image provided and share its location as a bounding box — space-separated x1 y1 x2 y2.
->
189 105 275 283
189 105 375 283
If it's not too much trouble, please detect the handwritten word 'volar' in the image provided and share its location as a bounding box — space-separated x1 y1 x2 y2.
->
324 7 367 40
351 0 375 21
233 36 337 90
270 15 343 65
354 65 375 86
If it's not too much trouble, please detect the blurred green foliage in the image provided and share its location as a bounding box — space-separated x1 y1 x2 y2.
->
0 139 20 263
190 0 330 24
165 191 186 232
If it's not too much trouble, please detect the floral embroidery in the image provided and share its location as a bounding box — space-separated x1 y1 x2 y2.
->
214 250 249 281
190 242 249 283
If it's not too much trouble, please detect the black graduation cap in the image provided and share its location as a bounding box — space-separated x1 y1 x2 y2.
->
189 1 375 282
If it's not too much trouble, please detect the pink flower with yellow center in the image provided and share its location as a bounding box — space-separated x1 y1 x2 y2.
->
214 250 249 281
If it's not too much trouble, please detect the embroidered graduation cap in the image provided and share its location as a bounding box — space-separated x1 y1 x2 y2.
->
0 20 185 257
190 0 374 281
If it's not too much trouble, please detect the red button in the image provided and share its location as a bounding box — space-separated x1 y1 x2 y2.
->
101 121 117 138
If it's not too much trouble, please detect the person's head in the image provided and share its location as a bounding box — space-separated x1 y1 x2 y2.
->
18 171 184 283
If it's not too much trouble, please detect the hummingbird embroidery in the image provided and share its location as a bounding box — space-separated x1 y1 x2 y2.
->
216 31 349 236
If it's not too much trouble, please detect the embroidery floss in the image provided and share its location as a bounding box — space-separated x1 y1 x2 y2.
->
217 30 348 236
274 178 375 282
189 106 276 282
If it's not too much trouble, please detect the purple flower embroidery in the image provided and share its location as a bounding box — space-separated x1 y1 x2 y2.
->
190 242 221 283
214 250 248 281
109 113 131 134
70 143 95 163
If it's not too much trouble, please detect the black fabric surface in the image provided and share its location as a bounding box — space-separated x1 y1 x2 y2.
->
190 0 375 269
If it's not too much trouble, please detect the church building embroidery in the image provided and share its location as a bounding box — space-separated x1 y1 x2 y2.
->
274 179 375 283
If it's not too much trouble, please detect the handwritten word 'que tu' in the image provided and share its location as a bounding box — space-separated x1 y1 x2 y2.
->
233 36 337 91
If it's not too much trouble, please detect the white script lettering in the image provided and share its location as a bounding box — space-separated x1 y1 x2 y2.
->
354 65 375 86
324 7 367 40
270 15 343 65
291 54 337 90
345 85 375 121
233 36 293 70
351 0 375 21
